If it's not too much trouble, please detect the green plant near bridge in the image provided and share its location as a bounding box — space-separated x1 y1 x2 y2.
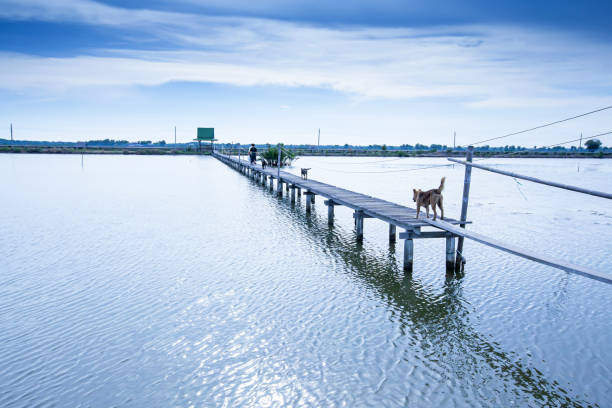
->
261 144 296 166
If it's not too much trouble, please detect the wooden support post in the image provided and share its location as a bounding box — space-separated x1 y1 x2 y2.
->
311 194 315 204
297 188 302 197
290 185 296 203
446 234 456 271
269 177 274 191
324 200 336 224
285 182 289 193
389 224 396 243
305 192 314 212
277 179 283 196
456 145 473 269
403 235 414 273
354 210 364 240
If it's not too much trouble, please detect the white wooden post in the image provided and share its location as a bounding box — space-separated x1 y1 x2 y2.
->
456 145 473 269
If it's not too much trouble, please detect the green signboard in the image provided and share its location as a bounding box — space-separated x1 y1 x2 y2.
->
197 128 215 140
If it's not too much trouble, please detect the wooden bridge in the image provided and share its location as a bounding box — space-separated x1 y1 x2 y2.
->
212 150 611 284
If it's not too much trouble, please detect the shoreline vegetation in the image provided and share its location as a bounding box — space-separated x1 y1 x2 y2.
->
0 139 609 158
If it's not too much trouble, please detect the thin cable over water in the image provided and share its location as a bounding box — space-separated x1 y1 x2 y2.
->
469 105 612 146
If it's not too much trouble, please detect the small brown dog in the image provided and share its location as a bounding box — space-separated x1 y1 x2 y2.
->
413 177 445 220
301 168 311 179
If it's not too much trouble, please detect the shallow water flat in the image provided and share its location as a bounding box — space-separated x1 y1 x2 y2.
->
0 154 610 407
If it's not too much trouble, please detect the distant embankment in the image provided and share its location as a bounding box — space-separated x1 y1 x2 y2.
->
0 145 210 155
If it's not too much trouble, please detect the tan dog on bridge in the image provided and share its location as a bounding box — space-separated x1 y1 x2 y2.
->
413 177 445 221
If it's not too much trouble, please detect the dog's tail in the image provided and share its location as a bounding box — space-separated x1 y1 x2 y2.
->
438 177 446 193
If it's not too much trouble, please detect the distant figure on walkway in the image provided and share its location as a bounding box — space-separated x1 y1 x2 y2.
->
248 144 257 164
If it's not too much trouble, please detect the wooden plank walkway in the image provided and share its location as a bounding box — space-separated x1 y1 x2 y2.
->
213 152 612 284
214 153 465 229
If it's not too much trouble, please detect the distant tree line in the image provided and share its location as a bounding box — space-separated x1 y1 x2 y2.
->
0 137 607 152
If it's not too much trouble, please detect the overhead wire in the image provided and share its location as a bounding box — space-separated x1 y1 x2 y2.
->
472 129 612 160
302 156 407 165
469 105 612 146
307 161 463 174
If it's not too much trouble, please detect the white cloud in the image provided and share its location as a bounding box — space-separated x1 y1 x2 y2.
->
1 0 611 109
0 0 190 26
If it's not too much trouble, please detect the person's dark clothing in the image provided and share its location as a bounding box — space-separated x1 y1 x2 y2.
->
248 146 257 163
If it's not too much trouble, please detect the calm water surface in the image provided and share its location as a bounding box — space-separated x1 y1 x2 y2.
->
0 154 610 407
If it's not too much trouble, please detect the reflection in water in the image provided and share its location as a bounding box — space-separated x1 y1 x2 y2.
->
257 176 596 407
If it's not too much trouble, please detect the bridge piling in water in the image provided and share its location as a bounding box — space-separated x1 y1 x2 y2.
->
305 191 314 212
325 200 336 224
354 210 364 240
389 224 397 243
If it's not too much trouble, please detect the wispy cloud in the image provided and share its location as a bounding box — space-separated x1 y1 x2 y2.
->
0 0 189 26
1 0 611 109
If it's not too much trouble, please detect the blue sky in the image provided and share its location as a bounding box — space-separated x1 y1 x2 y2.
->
1 0 611 146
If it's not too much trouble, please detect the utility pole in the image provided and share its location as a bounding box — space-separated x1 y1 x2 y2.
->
453 131 456 150
174 126 176 145
10 123 13 141
317 128 320 148
579 132 583 150
277 143 281 179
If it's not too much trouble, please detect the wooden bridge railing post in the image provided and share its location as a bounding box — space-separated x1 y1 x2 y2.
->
455 145 473 270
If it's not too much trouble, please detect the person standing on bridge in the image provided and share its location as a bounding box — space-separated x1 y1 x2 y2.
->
248 144 257 165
